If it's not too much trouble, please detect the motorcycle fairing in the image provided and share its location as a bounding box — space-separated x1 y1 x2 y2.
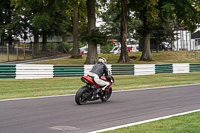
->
81 76 94 85
81 76 107 89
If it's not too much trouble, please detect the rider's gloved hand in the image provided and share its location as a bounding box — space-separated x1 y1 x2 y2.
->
106 76 111 82
110 79 113 84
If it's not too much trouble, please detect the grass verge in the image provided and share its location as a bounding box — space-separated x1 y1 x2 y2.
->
0 53 33 62
103 111 200 133
28 51 200 65
1 72 200 99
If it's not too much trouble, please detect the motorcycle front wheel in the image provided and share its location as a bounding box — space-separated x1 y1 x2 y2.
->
75 86 90 105
101 87 112 102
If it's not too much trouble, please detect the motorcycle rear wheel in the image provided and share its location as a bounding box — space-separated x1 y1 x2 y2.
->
75 86 90 105
101 87 112 102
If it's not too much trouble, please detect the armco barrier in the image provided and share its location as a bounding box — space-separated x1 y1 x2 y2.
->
0 64 16 79
190 64 200 72
54 65 84 77
155 64 173 74
1 63 200 79
112 65 134 75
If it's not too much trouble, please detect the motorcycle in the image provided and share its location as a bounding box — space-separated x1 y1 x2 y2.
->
75 74 114 105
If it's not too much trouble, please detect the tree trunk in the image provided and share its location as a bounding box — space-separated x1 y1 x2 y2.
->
8 4 12 46
62 35 68 42
1 35 4 45
85 0 98 64
140 33 152 61
118 0 131 63
33 30 39 56
8 35 12 45
42 31 48 52
71 6 82 58
0 8 2 45
156 43 159 52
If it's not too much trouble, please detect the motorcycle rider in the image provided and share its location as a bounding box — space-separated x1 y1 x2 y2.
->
88 57 110 93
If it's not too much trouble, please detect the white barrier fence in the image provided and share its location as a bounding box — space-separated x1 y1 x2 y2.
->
134 64 155 75
173 63 190 73
16 64 54 79
0 63 195 79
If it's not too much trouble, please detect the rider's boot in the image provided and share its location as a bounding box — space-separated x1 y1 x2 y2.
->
97 85 109 95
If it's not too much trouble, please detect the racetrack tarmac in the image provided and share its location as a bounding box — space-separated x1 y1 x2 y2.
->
0 84 200 133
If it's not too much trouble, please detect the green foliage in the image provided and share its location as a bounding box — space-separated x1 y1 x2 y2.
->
46 42 58 50
79 41 87 48
98 0 142 42
0 0 24 44
100 44 113 54
160 0 198 32
11 0 78 38
1 0 199 59
10 0 88 57
64 0 87 40
33 13 52 31
141 0 159 23
130 0 200 34
61 42 73 54
47 42 73 54
90 28 110 45
131 0 159 25
98 0 121 41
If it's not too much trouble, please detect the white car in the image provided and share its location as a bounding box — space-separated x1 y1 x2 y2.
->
110 44 138 54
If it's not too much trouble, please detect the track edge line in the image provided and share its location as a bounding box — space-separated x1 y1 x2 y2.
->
88 109 200 133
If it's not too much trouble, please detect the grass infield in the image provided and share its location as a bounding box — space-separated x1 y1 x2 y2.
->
102 111 200 133
28 51 200 65
1 72 200 100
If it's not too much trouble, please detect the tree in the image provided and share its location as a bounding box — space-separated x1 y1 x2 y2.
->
12 0 72 54
118 0 131 63
31 0 64 52
71 5 81 58
98 0 121 41
162 0 200 32
98 0 141 63
0 0 11 45
13 0 88 57
131 0 159 61
70 0 87 58
129 0 200 61
0 0 20 45
85 0 98 64
12 0 47 54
